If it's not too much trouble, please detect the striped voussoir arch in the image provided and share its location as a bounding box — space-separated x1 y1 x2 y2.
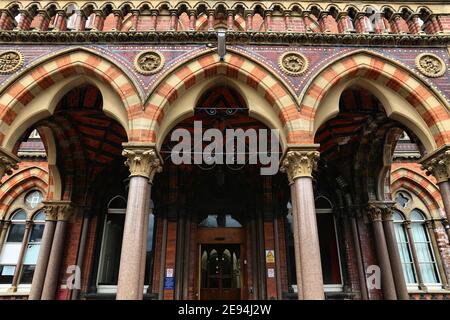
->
300 51 450 146
391 166 443 214
0 49 140 145
141 52 303 143
0 166 48 218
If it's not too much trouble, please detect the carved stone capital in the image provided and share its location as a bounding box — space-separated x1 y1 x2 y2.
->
420 145 450 183
43 201 74 221
122 143 163 182
367 201 396 222
366 204 383 222
280 145 320 183
0 148 19 180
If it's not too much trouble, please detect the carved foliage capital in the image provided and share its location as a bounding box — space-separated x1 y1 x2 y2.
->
421 149 450 183
122 146 162 182
43 201 74 221
281 149 319 182
367 202 395 222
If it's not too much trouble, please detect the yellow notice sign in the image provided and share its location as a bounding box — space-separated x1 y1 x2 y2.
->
265 250 275 263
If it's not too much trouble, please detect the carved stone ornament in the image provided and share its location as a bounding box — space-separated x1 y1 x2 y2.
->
278 51 309 76
415 53 446 78
43 201 74 221
122 146 163 182
366 204 383 222
134 50 164 75
420 148 450 183
280 149 319 183
0 50 23 74
0 148 19 179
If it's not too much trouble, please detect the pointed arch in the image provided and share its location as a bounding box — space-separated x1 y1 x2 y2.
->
0 166 49 219
0 47 139 150
140 49 301 148
301 50 450 152
391 165 443 217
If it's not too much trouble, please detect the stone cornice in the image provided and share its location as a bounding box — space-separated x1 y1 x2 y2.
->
122 143 163 182
0 31 447 47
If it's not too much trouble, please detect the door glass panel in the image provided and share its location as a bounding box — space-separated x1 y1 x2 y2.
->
200 245 240 291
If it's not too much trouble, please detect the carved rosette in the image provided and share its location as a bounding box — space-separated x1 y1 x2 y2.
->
280 149 320 183
278 52 309 76
420 148 450 183
43 201 74 221
415 53 446 78
122 146 163 182
0 148 19 180
134 50 164 75
0 50 23 74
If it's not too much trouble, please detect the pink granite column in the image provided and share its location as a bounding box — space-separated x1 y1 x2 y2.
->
281 146 324 300
41 202 73 300
367 203 397 300
404 221 426 290
29 207 57 300
116 145 162 300
382 207 409 299
139 185 152 296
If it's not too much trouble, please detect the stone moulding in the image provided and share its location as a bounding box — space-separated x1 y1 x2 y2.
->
0 31 447 47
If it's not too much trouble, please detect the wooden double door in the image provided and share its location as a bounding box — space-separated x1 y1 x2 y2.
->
197 228 245 300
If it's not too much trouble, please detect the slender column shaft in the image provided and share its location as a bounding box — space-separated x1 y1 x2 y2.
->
382 214 409 299
29 219 56 299
139 184 152 297
41 219 68 299
9 221 32 292
404 222 426 289
368 209 397 299
350 215 368 300
437 181 450 240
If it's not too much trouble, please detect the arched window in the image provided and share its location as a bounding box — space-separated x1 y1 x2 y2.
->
0 210 27 284
0 188 45 291
97 196 157 293
393 192 441 289
199 214 242 228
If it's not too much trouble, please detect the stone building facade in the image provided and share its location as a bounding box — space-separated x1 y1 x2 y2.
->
0 0 448 300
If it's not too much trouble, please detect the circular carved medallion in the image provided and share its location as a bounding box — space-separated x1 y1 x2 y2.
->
0 50 23 74
279 52 309 76
415 53 446 78
134 50 164 75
